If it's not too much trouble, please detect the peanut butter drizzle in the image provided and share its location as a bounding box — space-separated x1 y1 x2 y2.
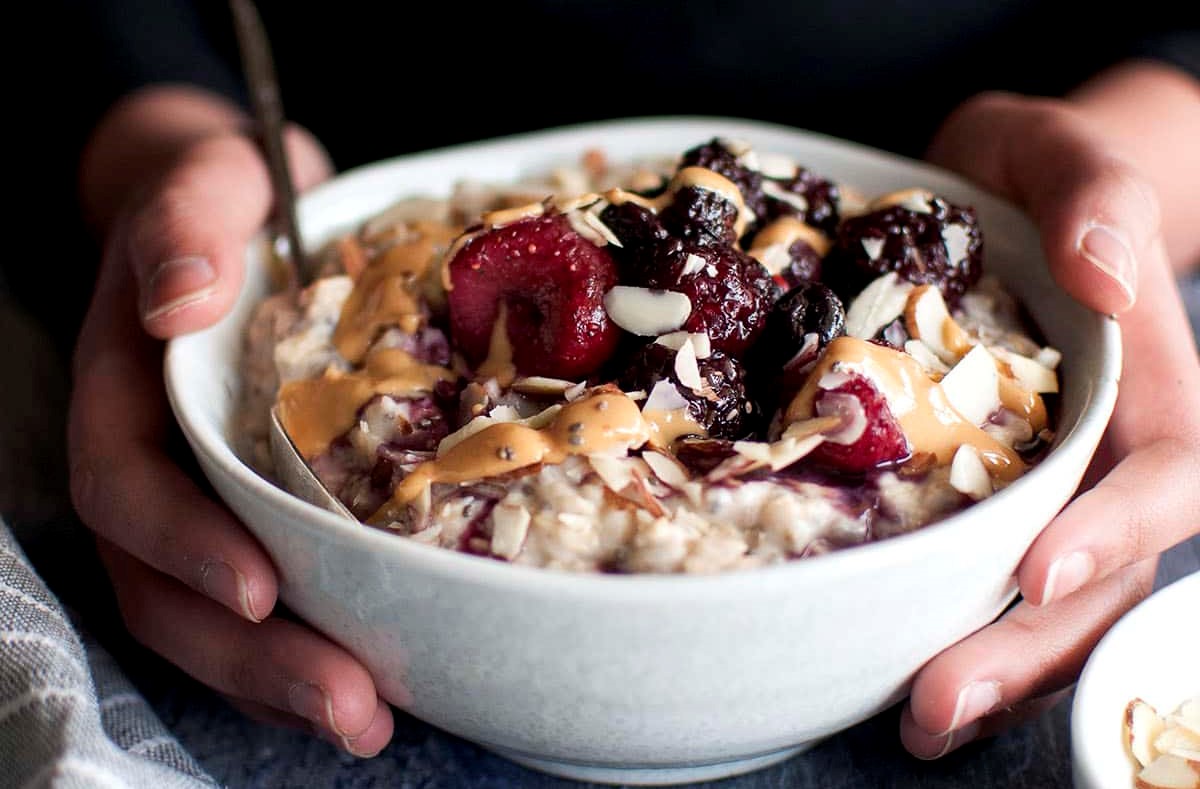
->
333 222 458 363
370 390 651 522
747 216 831 259
643 407 707 446
276 347 454 460
605 166 750 237
785 336 1026 480
998 376 1048 433
477 302 517 386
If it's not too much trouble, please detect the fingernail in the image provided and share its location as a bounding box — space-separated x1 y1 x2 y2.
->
141 255 217 322
1041 551 1096 605
288 682 339 733
342 702 387 758
911 720 982 761
944 680 1002 734
200 559 260 622
1078 225 1136 310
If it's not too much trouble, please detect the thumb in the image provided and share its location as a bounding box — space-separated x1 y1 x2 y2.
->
123 126 332 339
926 91 1161 315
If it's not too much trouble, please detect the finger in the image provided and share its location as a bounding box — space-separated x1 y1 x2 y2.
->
70 253 278 622
901 557 1155 759
899 689 1070 760
225 696 393 758
123 125 332 337
926 91 1162 314
100 540 395 757
1019 246 1200 606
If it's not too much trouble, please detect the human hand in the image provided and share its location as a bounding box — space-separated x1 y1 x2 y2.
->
68 90 396 756
900 84 1200 758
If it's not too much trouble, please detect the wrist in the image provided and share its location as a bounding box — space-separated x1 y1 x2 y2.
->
79 84 249 236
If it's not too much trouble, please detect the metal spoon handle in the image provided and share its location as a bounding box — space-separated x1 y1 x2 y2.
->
228 0 309 286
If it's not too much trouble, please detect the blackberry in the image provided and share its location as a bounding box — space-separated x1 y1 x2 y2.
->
765 167 841 237
680 139 767 229
747 282 845 405
619 342 757 440
659 185 740 247
827 195 982 304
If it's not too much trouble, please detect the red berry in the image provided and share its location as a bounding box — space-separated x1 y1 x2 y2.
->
809 375 909 473
448 214 620 380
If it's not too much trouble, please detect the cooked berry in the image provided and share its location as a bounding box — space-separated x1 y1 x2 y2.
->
778 239 825 287
448 214 620 379
673 437 737 475
599 201 670 259
680 139 766 228
630 241 776 356
827 197 982 304
659 185 740 246
747 282 844 407
619 342 757 440
765 167 840 237
807 375 909 474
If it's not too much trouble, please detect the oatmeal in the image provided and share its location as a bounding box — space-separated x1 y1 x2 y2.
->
238 138 1061 573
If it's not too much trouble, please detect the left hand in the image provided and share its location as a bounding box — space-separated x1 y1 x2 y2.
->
899 89 1200 758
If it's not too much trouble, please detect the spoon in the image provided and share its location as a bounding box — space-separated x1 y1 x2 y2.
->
230 1 357 521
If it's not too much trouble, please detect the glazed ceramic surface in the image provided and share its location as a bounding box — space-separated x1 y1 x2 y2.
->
165 118 1121 784
1072 571 1200 789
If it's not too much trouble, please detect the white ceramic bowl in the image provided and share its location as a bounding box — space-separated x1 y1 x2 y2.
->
1073 571 1200 789
164 117 1121 785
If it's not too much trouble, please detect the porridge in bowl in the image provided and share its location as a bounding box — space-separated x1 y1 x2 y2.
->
238 138 1060 574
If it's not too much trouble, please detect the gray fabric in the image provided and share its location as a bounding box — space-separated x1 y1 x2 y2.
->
0 524 214 788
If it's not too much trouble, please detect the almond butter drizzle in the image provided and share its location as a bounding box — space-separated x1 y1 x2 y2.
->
785 336 1026 480
746 216 831 260
477 302 517 386
333 222 458 363
605 166 750 237
276 347 454 460
643 407 707 446
370 390 651 522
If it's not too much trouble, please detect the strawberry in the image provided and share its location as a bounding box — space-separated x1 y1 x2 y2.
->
447 214 621 380
809 374 909 473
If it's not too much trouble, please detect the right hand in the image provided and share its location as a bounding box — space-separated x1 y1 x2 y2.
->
68 91 396 756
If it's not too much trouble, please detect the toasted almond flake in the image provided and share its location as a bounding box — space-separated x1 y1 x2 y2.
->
564 381 588 401
550 191 601 213
717 137 753 156
487 404 522 421
818 367 854 391
582 209 623 246
490 502 531 560
681 253 707 277
845 272 915 339
1155 726 1200 761
674 337 704 391
872 188 934 214
623 389 647 401
755 152 797 179
940 345 1002 426
588 453 635 493
567 209 610 247
942 223 972 266
904 339 950 374
753 242 794 275
511 376 578 396
603 286 692 336
1136 753 1199 788
1035 346 1063 370
643 450 690 488
950 445 992 500
481 201 545 228
815 392 867 445
906 284 974 364
990 346 1059 393
762 180 808 212
557 512 594 530
861 237 885 261
1170 700 1200 737
437 404 563 456
643 379 691 412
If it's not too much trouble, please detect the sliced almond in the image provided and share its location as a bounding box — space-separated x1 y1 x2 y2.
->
762 180 808 212
904 339 950 374
861 237 885 261
871 188 935 214
1136 754 1200 789
674 337 704 391
643 379 691 413
949 445 992 500
490 502 531 560
642 450 690 488
941 223 973 266
815 392 867 445
1169 699 1200 738
940 345 1002 426
656 330 711 358
603 286 692 336
845 272 914 340
588 454 635 494
755 152 797 179
990 346 1059 394
512 376 578 397
1156 726 1200 762
905 284 974 364
1129 699 1168 768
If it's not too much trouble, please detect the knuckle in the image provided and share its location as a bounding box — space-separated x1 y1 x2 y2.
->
221 651 261 699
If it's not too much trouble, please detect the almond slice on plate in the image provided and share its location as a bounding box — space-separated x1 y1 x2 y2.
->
1129 699 1169 768
1136 754 1200 789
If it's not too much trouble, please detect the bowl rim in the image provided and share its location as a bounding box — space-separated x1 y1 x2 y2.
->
1071 569 1200 788
164 115 1123 598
